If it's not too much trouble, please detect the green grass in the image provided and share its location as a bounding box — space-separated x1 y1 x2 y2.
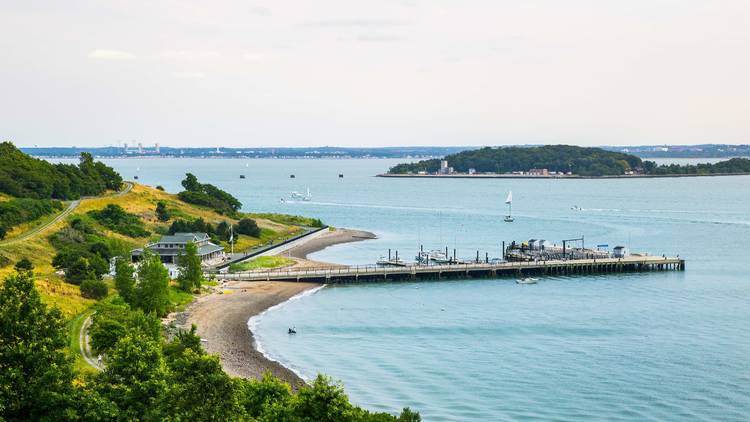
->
168 286 195 312
246 212 323 227
67 309 98 374
228 256 294 273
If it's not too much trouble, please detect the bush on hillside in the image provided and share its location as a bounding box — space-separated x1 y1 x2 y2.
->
80 277 108 299
236 218 261 237
88 204 150 238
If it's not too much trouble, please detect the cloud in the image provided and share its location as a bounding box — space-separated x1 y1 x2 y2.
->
302 18 410 28
356 33 406 42
160 50 220 61
172 71 205 79
242 52 268 62
250 6 272 16
87 49 136 60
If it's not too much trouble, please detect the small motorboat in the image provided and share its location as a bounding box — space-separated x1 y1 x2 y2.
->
240 175 246 179
288 327 297 334
290 174 295 178
516 277 538 285
290 188 312 201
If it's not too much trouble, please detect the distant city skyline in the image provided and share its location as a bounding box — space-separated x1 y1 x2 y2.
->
2 1 749 147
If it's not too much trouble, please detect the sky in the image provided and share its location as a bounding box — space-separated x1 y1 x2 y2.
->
2 0 749 148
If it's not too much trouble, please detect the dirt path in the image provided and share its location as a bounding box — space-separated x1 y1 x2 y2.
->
0 182 132 246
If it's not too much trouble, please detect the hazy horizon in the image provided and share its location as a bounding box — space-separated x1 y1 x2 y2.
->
3 1 749 148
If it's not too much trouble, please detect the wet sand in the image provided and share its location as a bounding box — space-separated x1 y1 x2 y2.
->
182 227 376 386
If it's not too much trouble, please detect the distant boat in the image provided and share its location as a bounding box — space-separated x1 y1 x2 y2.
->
504 191 514 222
376 257 406 267
134 175 139 180
416 249 451 265
339 174 344 178
290 174 295 178
239 175 245 179
290 188 312 201
516 277 538 285
571 205 582 211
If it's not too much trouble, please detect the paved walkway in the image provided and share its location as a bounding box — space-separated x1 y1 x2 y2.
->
80 312 104 371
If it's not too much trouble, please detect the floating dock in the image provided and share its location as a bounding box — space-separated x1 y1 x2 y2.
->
215 255 684 283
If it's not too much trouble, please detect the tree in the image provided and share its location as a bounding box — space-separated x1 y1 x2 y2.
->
90 318 127 354
14 257 33 272
155 201 170 222
160 349 243 420
181 173 200 192
215 221 230 240
290 375 359 422
134 252 170 317
0 271 75 420
88 254 110 278
114 258 136 305
96 334 168 420
236 218 261 237
177 242 204 292
65 256 94 285
81 277 109 299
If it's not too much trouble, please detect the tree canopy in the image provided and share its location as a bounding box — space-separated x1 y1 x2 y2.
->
388 145 644 176
0 141 122 199
177 173 242 215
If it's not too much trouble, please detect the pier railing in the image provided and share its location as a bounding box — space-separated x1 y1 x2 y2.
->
212 255 684 283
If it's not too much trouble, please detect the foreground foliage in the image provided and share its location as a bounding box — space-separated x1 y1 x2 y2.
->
0 270 420 421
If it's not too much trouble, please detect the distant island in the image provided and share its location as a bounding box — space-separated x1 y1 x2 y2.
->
383 145 750 178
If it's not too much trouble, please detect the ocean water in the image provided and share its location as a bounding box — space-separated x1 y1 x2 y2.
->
62 157 750 421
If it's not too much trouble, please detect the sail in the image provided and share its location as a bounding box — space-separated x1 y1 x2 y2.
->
505 191 513 204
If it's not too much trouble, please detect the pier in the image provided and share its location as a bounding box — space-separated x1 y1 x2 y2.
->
214 255 685 283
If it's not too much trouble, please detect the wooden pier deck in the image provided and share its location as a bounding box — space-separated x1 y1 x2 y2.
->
214 255 685 283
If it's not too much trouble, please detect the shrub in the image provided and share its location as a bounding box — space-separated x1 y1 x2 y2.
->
80 277 108 299
88 204 150 238
155 201 170 222
14 258 33 272
236 218 260 237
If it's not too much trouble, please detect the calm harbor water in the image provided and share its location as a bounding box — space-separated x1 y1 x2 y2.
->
60 157 750 421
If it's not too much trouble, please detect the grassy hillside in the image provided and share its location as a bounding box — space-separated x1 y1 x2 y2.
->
0 182 305 317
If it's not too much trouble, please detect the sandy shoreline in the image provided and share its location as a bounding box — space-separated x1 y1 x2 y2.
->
182 228 375 386
286 228 376 260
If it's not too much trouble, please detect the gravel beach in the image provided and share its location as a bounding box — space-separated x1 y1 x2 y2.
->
183 228 376 386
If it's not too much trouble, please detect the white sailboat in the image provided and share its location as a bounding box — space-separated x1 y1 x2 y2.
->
504 191 514 222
